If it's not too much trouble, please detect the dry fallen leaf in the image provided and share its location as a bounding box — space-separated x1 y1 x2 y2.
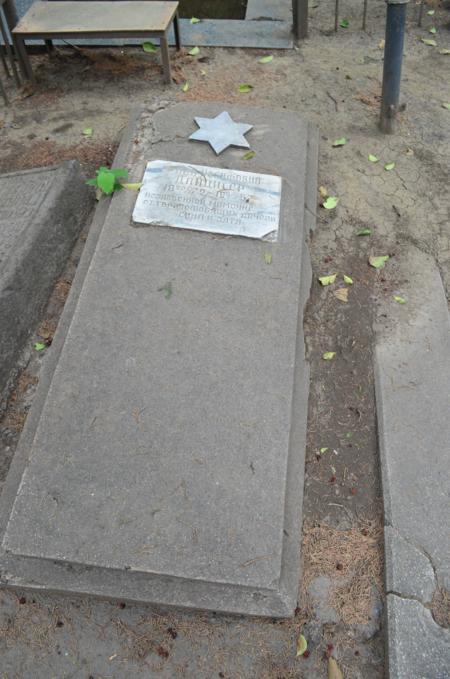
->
334 287 349 302
296 633 308 657
328 657 344 679
319 185 328 198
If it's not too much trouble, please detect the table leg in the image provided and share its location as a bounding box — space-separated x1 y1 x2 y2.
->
45 39 54 55
0 18 20 86
13 35 35 83
160 34 171 85
0 75 9 105
0 46 10 78
173 13 181 50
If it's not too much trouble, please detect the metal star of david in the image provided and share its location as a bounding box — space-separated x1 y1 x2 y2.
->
188 111 253 155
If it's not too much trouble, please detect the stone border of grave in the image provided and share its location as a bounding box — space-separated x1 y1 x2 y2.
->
14 0 293 49
0 160 92 400
374 245 450 678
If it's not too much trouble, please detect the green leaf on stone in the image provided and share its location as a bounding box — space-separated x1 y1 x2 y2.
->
421 38 437 46
111 168 128 178
96 169 115 195
343 274 353 285
190 16 200 23
264 253 272 265
368 154 379 163
34 342 46 351
182 81 190 92
393 295 406 304
238 84 253 93
384 162 395 171
427 9 435 15
258 55 274 63
82 127 93 137
158 282 173 299
318 274 337 286
356 228 371 236
439 49 450 55
442 103 450 110
429 27 437 34
322 352 336 360
323 196 339 210
332 137 347 147
369 255 389 269
320 447 329 454
142 41 157 53
188 46 200 56
85 178 98 186
296 634 308 657
340 19 349 28
242 150 256 160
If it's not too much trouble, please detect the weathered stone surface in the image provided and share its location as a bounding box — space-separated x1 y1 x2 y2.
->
376 246 450 585
386 595 450 679
375 245 450 675
0 104 318 616
385 526 436 603
0 161 91 395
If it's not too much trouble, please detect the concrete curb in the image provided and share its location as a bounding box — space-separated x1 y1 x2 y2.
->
374 245 450 678
0 161 92 398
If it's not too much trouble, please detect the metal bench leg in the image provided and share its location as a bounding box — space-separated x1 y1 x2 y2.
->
173 13 181 50
45 39 54 55
160 34 171 85
0 76 9 105
417 0 424 26
0 18 20 86
362 0 368 30
13 35 35 83
0 46 10 78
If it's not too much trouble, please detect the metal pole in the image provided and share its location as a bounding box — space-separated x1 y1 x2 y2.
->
362 0 368 31
293 0 308 40
379 0 409 134
334 0 339 32
417 0 424 27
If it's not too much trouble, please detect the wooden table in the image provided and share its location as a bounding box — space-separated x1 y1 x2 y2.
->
12 1 181 85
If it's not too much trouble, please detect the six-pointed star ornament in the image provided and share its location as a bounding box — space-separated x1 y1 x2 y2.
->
188 111 253 155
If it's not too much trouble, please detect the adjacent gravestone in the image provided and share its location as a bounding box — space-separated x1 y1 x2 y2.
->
0 104 318 617
0 161 91 395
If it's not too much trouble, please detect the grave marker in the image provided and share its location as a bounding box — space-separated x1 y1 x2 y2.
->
0 104 318 617
132 160 281 239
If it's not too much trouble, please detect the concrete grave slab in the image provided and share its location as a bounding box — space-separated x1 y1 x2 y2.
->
0 104 318 617
386 595 450 679
0 161 91 395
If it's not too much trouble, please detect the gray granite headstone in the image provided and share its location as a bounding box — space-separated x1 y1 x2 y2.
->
0 161 91 395
0 104 318 617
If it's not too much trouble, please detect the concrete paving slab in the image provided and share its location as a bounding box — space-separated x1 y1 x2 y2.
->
0 104 317 617
375 245 450 676
0 161 91 396
385 526 436 604
386 595 450 679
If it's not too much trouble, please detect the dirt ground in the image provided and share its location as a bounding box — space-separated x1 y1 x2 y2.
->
0 0 449 676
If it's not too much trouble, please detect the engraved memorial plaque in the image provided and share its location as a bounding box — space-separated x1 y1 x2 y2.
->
132 160 282 240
